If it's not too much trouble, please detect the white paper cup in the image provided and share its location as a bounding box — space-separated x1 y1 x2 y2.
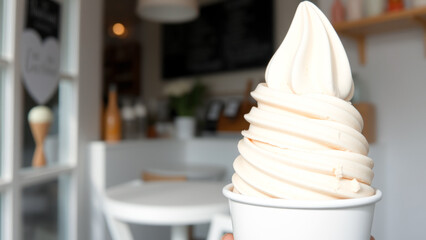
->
223 184 382 240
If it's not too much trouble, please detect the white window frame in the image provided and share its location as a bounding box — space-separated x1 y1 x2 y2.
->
0 0 102 240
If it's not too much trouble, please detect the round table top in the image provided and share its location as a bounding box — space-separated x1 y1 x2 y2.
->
105 180 229 225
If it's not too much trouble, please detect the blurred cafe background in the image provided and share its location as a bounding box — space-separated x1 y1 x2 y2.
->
0 0 425 239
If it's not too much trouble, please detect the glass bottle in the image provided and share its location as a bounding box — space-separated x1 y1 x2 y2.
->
133 98 148 138
332 0 346 24
347 0 363 21
388 0 404 11
365 0 385 17
104 84 122 142
121 97 137 140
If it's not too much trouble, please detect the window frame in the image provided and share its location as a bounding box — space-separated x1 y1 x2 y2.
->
0 0 93 239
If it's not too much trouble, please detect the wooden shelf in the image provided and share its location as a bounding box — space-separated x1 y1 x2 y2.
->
333 6 426 65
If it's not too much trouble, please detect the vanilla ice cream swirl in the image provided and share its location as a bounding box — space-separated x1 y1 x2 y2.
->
232 2 375 200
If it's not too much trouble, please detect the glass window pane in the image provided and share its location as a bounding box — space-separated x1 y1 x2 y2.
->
0 0 4 55
22 89 59 168
0 195 2 238
0 68 4 174
22 77 74 168
22 179 60 240
21 0 65 168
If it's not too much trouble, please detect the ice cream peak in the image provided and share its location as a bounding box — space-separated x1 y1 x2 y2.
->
28 106 53 123
231 1 375 200
265 1 354 101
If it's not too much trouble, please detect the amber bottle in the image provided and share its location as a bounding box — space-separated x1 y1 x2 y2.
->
332 0 346 24
104 85 122 142
388 0 404 11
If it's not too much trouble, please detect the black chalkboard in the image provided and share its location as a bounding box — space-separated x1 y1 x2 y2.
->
26 0 60 40
162 0 273 79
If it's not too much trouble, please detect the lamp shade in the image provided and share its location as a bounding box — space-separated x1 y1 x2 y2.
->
137 0 199 23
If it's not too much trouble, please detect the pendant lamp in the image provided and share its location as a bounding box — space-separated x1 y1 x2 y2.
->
137 0 199 23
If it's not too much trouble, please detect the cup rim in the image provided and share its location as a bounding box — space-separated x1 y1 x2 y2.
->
223 184 382 209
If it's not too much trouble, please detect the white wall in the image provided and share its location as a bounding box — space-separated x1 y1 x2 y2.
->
319 1 426 239
350 30 426 240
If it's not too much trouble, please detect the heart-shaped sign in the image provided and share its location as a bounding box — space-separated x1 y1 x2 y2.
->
21 29 60 104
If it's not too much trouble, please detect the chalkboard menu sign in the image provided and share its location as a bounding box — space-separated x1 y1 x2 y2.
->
21 0 61 105
162 0 273 79
26 0 60 40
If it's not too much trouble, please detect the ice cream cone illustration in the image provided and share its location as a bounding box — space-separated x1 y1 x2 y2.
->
28 106 53 167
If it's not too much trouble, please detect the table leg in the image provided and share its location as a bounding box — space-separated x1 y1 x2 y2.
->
171 225 189 240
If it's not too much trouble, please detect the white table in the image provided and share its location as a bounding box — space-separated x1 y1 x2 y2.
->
104 180 229 240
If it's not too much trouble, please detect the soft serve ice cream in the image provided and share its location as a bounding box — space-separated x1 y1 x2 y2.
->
224 3 381 239
231 1 375 200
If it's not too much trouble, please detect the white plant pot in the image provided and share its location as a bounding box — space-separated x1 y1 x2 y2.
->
174 116 196 139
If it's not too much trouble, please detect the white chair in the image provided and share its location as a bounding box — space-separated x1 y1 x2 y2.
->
103 207 134 240
207 213 233 240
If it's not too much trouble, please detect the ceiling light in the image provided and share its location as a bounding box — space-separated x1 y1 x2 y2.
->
112 23 126 36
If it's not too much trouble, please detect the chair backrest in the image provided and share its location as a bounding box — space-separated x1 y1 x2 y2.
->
142 171 187 182
104 210 134 240
207 213 233 240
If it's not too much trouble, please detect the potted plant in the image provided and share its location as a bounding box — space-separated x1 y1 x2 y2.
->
163 79 205 139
